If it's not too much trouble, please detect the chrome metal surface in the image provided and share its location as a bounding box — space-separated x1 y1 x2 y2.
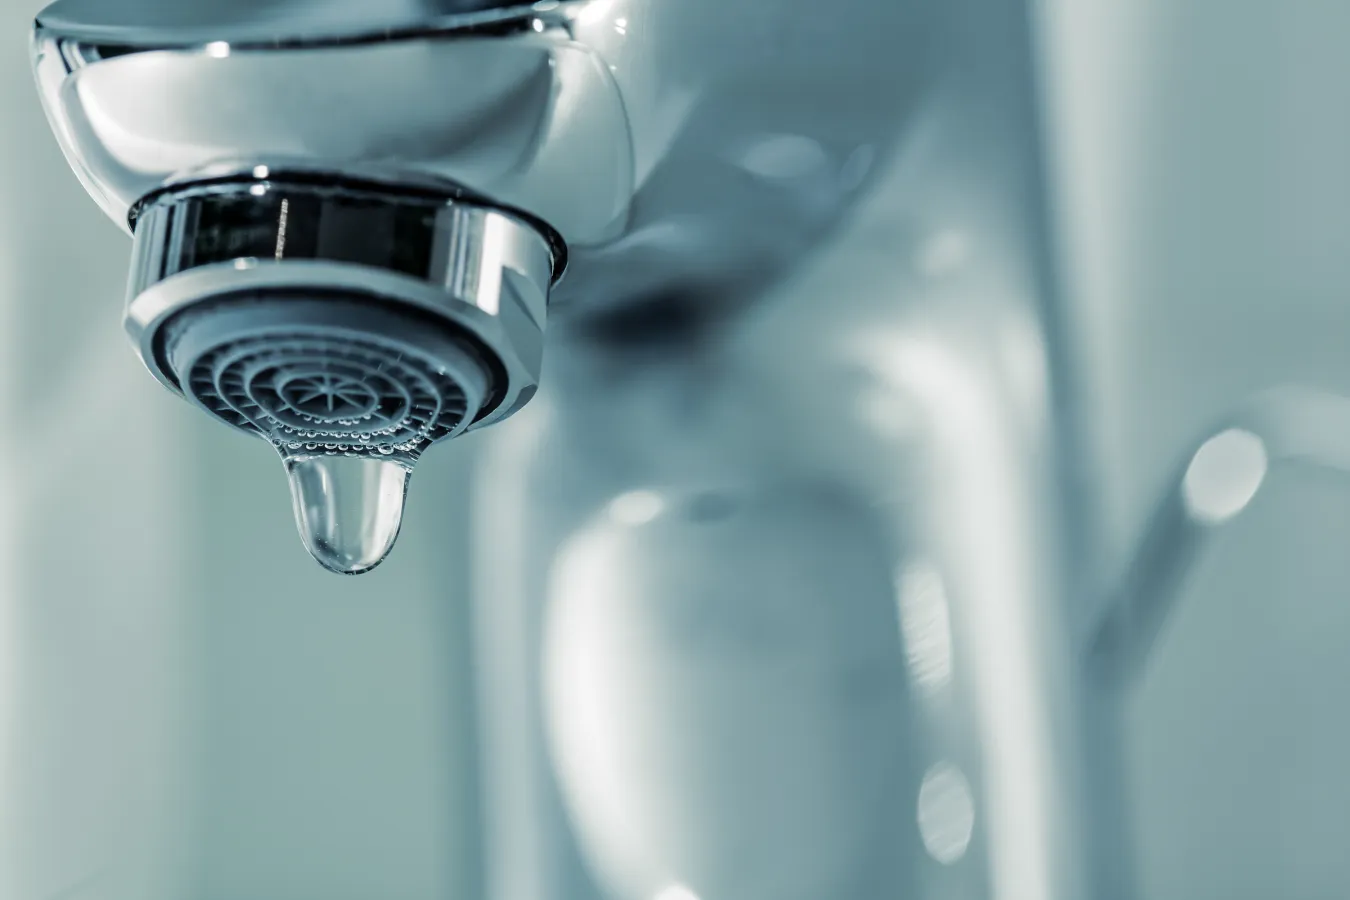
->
30 23 633 245
127 181 552 431
37 0 543 46
30 0 928 302
472 1 1120 897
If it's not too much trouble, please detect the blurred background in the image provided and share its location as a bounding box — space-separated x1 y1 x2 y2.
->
2 1 1350 899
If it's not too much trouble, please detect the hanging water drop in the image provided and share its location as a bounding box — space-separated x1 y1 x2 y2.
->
155 291 504 574
284 454 413 575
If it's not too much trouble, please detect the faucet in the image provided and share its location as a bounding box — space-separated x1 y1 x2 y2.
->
27 1 1336 899
30 0 933 577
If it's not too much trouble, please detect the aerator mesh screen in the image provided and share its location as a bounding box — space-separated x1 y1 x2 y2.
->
162 295 493 462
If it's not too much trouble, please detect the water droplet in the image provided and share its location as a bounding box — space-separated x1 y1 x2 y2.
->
284 453 412 576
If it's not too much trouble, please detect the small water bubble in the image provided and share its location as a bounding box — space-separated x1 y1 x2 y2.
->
306 443 319 451
288 442 302 450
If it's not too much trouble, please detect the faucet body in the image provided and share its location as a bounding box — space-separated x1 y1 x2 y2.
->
33 0 932 312
472 3 1132 897
22 0 1138 898
31 0 943 573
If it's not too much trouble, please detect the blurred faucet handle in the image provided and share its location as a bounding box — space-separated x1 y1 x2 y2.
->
1088 385 1350 688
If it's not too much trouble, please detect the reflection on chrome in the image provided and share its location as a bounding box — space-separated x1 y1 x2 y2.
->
1182 428 1269 524
542 485 908 900
916 229 972 279
608 490 668 527
918 762 976 865
855 330 1089 899
732 134 833 183
653 884 700 900
896 562 955 695
856 381 917 441
572 0 619 27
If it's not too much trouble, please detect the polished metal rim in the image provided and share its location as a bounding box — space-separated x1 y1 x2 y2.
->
34 1 581 54
126 180 554 430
